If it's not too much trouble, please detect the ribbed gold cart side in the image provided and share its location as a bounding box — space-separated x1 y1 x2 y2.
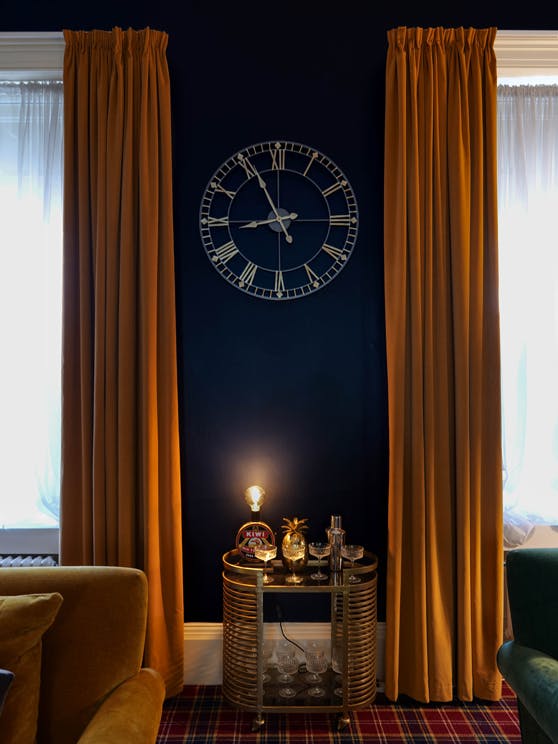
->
331 557 377 726
222 572 260 710
345 572 377 707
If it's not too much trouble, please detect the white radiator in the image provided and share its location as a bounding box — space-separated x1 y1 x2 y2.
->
0 555 58 567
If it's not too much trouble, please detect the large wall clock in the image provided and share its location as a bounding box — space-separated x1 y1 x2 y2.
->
199 141 358 300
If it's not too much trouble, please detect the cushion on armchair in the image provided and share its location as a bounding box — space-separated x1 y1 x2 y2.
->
0 668 15 714
0 592 63 744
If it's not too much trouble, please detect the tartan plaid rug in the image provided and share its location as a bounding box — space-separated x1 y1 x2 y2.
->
156 683 521 743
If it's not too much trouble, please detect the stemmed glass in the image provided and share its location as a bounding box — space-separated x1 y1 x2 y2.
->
282 544 305 584
308 541 330 581
341 544 364 583
304 643 328 697
254 544 277 584
332 643 343 697
276 643 299 698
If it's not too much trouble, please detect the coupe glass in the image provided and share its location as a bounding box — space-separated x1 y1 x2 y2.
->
282 544 305 584
308 541 330 581
304 643 328 697
254 544 277 584
276 644 299 698
341 544 364 583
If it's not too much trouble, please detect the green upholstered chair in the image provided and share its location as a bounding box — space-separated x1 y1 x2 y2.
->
497 547 558 743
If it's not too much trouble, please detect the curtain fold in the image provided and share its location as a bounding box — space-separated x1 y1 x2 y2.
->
60 27 184 697
383 26 503 703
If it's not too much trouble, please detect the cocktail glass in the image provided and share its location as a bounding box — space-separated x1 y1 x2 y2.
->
341 544 364 583
282 545 305 584
308 541 330 581
254 544 277 584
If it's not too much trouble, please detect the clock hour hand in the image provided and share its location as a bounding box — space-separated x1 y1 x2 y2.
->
254 172 293 244
240 212 298 229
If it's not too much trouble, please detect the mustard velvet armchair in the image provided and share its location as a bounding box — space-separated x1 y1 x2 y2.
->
497 548 558 744
0 565 166 744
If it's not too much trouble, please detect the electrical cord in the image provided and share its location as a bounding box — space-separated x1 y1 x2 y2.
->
275 603 307 669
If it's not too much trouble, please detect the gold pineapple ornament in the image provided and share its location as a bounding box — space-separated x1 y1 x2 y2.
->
281 516 309 572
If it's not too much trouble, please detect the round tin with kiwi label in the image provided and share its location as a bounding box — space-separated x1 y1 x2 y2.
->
235 520 275 560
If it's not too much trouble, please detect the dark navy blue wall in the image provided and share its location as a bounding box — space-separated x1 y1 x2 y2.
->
2 0 548 622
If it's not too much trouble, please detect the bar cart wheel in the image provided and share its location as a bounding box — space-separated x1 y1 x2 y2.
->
338 714 351 730
252 714 265 731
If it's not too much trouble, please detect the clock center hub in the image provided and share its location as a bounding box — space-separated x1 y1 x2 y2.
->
267 207 293 233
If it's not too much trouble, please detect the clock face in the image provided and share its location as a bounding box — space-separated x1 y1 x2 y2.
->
199 141 358 300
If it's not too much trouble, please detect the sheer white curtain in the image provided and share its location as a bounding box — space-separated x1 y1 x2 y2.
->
497 84 558 543
0 81 63 527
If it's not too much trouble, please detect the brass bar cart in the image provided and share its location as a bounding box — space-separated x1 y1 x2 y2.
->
222 548 378 731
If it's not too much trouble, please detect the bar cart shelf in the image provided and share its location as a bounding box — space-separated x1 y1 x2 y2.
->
221 548 378 730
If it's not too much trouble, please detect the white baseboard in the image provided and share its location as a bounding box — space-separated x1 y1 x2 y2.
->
184 621 386 690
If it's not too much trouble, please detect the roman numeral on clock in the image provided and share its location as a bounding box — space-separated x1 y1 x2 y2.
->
322 243 345 260
304 264 320 285
303 150 318 176
213 240 238 263
211 181 236 199
329 215 352 227
239 261 257 286
322 181 343 198
206 216 229 227
237 154 258 180
270 145 285 170
274 270 285 292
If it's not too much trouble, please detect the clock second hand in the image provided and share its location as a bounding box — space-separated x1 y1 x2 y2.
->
239 213 298 229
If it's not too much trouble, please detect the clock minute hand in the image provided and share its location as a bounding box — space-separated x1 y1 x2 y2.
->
255 173 293 244
240 213 298 229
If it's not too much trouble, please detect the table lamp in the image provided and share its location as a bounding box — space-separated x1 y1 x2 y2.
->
235 485 275 561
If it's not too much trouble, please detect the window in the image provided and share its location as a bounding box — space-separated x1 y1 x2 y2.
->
495 31 558 537
0 33 63 550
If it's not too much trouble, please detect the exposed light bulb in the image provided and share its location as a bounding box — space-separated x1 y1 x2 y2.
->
244 485 266 513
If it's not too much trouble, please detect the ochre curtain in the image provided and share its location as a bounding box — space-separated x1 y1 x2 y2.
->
383 27 503 702
61 27 184 697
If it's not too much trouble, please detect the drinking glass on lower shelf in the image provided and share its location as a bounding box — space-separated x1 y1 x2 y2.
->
332 643 343 697
304 643 328 697
254 544 277 584
308 541 330 581
276 644 299 698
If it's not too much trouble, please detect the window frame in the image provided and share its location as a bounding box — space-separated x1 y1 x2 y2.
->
0 31 64 81
495 29 558 79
